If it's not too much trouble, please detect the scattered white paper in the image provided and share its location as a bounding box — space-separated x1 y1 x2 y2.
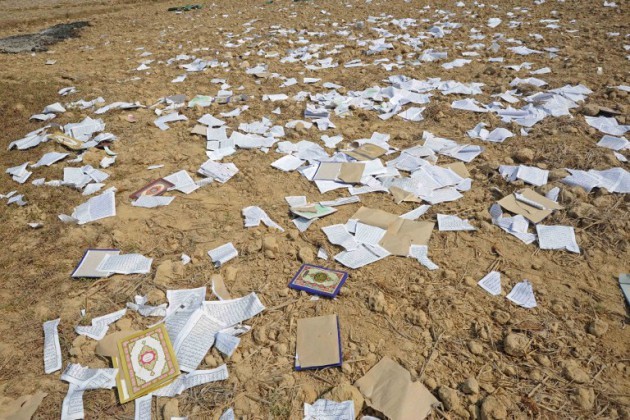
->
132 195 175 208
97 254 153 274
134 393 152 420
437 214 476 231
478 271 502 296
506 280 537 309
75 308 127 340
208 243 238 267
304 399 355 420
43 318 62 374
408 245 439 270
127 295 167 317
536 225 580 253
322 224 359 251
243 206 284 231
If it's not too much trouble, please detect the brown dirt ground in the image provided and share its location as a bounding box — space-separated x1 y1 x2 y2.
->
0 0 628 418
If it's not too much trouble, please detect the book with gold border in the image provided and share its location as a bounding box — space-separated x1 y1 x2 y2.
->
115 324 179 403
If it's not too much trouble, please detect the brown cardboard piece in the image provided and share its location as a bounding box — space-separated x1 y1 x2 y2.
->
379 218 434 256
355 357 438 420
190 124 207 136
351 207 434 256
442 161 470 178
351 206 399 229
338 163 365 184
296 314 341 369
345 143 387 161
390 186 421 204
313 162 341 181
498 188 562 223
0 392 48 420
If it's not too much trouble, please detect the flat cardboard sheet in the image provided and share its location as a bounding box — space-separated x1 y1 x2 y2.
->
0 392 48 420
351 206 399 229
498 188 562 223
313 162 341 181
345 143 387 161
379 218 434 256
296 314 342 370
355 357 438 420
338 163 365 183
443 161 470 178
390 186 421 204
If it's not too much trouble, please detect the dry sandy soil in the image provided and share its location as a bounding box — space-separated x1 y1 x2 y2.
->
0 0 629 418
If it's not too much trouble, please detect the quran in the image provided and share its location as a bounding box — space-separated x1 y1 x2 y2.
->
115 324 179 403
288 264 348 298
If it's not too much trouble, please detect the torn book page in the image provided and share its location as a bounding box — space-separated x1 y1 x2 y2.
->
304 400 355 420
164 170 200 194
408 245 438 270
198 160 239 183
400 205 431 220
75 308 127 340
272 155 304 172
242 206 284 231
478 271 502 296
97 253 152 274
220 408 235 420
134 393 152 420
66 189 116 225
214 331 240 357
536 225 580 253
334 244 390 269
154 365 229 397
506 280 537 309
43 318 62 374
154 112 188 130
127 295 167 317
163 287 206 341
437 214 476 231
174 294 264 371
132 195 175 208
322 224 359 251
208 243 238 267
354 222 387 246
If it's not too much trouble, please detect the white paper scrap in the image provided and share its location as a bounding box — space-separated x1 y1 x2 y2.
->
400 205 431 220
67 189 116 225
127 295 167 317
536 225 580 253
219 408 235 420
97 254 153 274
134 393 152 420
208 243 238 267
335 244 390 269
43 318 62 374
437 214 476 231
478 271 502 296
304 399 355 420
132 195 175 208
272 155 304 172
408 245 439 270
506 280 537 309
154 365 229 397
322 224 359 251
75 308 127 340
243 206 284 231
354 222 387 246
